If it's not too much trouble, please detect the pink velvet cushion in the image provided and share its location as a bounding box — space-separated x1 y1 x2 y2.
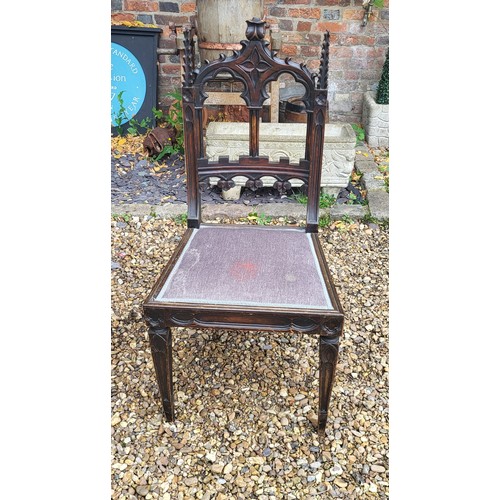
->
156 225 332 309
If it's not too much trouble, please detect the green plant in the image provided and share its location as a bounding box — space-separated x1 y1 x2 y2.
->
378 164 389 192
293 192 308 205
292 191 335 208
351 123 365 144
112 90 128 136
376 49 389 105
246 211 271 225
154 143 178 162
257 213 272 225
319 192 336 208
361 214 379 225
319 214 332 228
112 213 131 223
152 90 185 160
165 90 184 150
127 116 152 136
341 215 354 224
174 213 187 225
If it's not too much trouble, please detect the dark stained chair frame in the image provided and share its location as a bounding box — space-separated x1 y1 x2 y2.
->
143 18 344 435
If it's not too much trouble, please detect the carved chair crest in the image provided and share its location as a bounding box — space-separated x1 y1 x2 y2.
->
180 18 331 233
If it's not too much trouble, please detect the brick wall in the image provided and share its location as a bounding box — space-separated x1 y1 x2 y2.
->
111 0 389 123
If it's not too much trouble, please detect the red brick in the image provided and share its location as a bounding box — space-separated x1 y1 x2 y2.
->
180 2 195 12
288 8 321 19
281 44 298 56
360 69 381 80
343 8 364 20
352 46 372 58
278 19 294 31
331 46 353 58
269 6 286 17
160 64 180 75
283 33 307 44
264 17 278 26
329 57 346 70
154 14 189 25
124 0 159 11
344 70 361 80
347 58 367 70
111 13 135 22
307 60 320 71
317 21 347 32
297 21 312 31
305 33 322 44
300 45 320 57
280 0 311 4
316 0 349 5
340 35 376 46
159 29 176 46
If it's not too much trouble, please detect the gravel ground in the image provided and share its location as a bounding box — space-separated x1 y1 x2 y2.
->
111 215 389 499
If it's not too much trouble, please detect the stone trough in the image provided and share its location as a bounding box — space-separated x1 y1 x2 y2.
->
205 122 356 200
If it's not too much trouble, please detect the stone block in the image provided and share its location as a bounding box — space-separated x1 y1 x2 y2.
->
367 189 389 220
205 122 356 191
221 185 242 201
362 91 389 148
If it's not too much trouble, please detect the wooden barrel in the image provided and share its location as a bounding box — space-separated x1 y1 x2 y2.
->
283 96 330 123
196 0 263 62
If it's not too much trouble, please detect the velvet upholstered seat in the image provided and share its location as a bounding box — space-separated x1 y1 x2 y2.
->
143 19 344 435
157 225 332 310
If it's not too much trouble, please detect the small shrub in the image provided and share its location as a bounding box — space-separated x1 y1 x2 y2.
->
376 49 389 105
351 123 365 144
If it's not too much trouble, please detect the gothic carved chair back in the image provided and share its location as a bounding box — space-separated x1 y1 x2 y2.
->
181 17 330 232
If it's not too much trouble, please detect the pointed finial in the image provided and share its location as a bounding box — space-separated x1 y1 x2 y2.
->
318 31 330 89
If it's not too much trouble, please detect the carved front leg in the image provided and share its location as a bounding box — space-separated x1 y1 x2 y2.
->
318 324 341 436
146 316 175 421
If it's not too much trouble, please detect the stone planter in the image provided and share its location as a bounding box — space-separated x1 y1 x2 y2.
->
205 122 356 199
362 91 389 148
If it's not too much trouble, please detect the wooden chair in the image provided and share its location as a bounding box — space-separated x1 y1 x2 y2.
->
143 18 344 435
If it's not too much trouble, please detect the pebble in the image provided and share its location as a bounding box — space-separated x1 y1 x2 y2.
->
211 464 224 474
135 485 149 496
334 478 348 488
184 477 198 486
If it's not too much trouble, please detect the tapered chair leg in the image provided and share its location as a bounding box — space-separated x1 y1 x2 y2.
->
318 334 340 435
148 326 175 421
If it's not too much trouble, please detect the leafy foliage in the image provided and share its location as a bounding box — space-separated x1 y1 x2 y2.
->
292 191 336 208
247 212 272 225
112 91 128 136
127 116 152 136
351 123 365 144
376 49 389 105
174 213 188 226
151 90 185 160
319 214 332 228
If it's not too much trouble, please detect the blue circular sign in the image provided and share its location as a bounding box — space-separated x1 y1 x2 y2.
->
111 42 147 126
